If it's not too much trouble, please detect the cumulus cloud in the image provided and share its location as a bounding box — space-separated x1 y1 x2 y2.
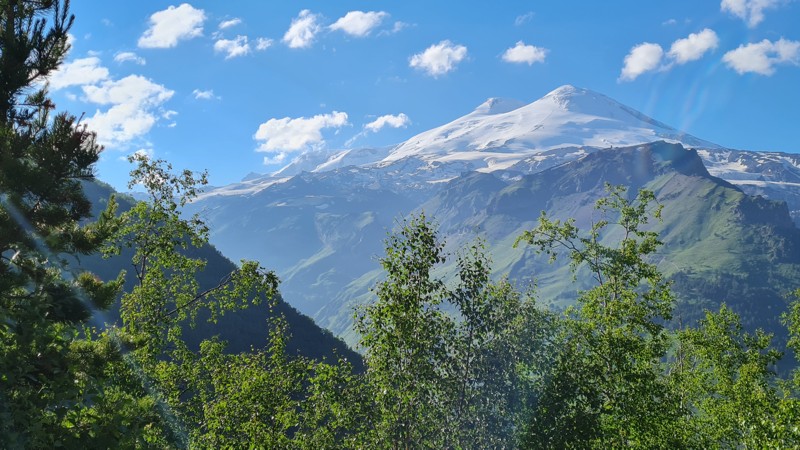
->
254 111 349 160
282 10 321 49
255 37 273 50
345 112 411 147
365 113 410 132
114 51 146 65
46 56 174 147
409 40 468 77
723 38 800 75
138 3 206 49
514 12 534 26
192 89 217 100
619 42 664 81
214 35 250 59
721 0 783 27
667 28 719 64
82 75 175 147
218 18 242 30
620 29 719 81
329 11 388 37
502 41 548 65
48 57 109 89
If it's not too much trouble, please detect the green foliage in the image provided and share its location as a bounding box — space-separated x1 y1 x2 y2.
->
516 184 800 448
517 184 682 448
357 213 551 449
0 1 169 445
103 155 301 445
671 305 800 447
356 213 452 447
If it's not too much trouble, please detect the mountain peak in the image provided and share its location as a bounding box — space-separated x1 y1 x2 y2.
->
541 85 625 115
385 85 720 164
545 84 581 97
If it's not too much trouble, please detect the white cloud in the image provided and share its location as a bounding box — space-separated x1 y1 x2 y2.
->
138 3 206 49
214 35 250 59
134 148 154 159
723 38 800 75
48 57 109 90
254 112 349 155
662 18 678 26
514 12 534 26
82 75 174 147
620 30 720 81
409 40 468 77
619 42 664 81
119 148 155 162
47 57 175 147
502 41 548 65
667 28 719 64
390 21 409 33
82 75 172 105
218 18 242 30
255 37 273 51
262 152 290 165
365 113 410 132
282 10 321 49
114 51 146 65
192 89 217 100
346 112 412 147
329 11 388 37
721 0 783 27
378 21 411 37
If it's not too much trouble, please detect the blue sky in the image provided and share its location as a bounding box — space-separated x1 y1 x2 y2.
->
49 1 800 190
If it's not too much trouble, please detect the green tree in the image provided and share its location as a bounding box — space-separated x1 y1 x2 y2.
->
356 213 452 448
105 154 285 445
107 155 370 448
445 241 552 449
670 304 800 447
357 213 549 449
517 185 682 449
0 1 171 446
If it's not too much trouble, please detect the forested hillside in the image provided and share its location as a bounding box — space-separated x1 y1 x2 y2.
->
78 179 360 364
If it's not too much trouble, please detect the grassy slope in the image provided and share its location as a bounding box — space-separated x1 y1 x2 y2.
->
428 142 800 340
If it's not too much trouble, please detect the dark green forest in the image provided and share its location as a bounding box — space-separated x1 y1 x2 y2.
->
2 2 800 448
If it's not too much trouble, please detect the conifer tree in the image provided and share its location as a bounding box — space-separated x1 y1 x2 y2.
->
0 2 173 446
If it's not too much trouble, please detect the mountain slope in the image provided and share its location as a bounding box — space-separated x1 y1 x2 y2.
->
429 142 800 336
79 180 361 364
185 86 800 346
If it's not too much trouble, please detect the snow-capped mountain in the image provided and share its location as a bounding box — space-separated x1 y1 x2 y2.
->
186 85 800 344
203 85 798 219
384 85 719 170
268 85 719 180
205 85 731 200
